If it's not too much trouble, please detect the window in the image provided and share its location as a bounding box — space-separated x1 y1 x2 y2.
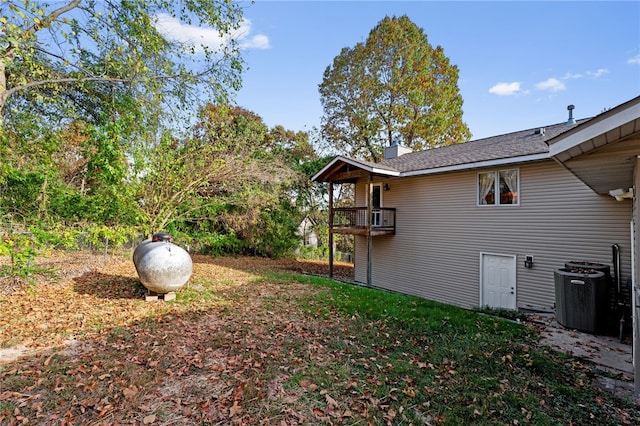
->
478 169 519 206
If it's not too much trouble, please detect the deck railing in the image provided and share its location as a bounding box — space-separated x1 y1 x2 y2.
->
331 207 396 233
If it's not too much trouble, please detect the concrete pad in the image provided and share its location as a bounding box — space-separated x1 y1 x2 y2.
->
529 313 636 402
539 325 632 374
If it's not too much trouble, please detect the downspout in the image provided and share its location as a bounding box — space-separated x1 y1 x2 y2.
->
367 173 373 287
632 218 639 399
631 156 640 400
329 181 334 278
633 156 639 400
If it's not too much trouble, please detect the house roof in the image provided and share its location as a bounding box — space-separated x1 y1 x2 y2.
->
313 118 589 182
381 120 588 173
313 95 640 186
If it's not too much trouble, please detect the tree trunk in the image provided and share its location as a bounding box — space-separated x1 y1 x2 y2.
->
0 60 7 118
37 175 49 222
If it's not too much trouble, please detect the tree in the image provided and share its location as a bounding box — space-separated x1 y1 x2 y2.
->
137 104 300 252
0 0 246 238
319 15 471 162
0 0 244 125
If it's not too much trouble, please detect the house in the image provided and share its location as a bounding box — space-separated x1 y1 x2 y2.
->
313 95 640 393
297 215 319 248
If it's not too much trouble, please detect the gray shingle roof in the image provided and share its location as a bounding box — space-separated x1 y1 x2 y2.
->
380 119 590 173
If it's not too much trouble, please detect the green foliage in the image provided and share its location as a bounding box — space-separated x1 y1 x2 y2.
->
296 245 329 260
0 168 45 219
0 222 140 283
28 226 82 250
80 224 140 249
149 104 307 257
250 199 300 258
319 15 471 161
0 100 319 259
474 305 529 322
0 1 322 260
195 233 245 257
0 231 37 280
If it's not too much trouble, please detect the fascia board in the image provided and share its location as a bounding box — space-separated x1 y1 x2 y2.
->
548 101 640 157
311 156 400 181
370 167 401 177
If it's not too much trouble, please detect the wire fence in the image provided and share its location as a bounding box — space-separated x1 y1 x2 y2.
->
0 223 145 267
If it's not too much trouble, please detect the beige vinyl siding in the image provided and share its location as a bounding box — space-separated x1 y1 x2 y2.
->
353 160 632 310
634 157 640 289
353 180 370 284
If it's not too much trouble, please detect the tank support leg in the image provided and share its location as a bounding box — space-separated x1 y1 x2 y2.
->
145 291 176 302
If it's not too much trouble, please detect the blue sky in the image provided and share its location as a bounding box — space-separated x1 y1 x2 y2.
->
228 1 640 141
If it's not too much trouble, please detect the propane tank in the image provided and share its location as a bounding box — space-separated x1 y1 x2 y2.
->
133 233 193 294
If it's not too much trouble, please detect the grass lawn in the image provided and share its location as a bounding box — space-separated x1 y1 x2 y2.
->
0 253 638 425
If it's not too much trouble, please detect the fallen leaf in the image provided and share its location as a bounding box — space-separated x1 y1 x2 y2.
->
402 387 416 397
122 386 138 400
325 394 337 408
143 414 156 424
44 353 55 366
229 401 243 417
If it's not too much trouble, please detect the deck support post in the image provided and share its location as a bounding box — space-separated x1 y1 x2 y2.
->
328 181 334 278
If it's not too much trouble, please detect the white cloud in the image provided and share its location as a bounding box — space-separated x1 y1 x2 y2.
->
488 82 522 96
629 55 640 65
585 68 608 78
154 14 270 52
239 33 270 50
535 78 565 92
562 72 583 79
234 20 271 49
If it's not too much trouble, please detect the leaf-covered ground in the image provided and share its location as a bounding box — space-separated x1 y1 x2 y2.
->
0 252 357 424
1 252 638 425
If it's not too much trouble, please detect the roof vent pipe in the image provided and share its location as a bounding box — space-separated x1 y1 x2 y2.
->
566 104 576 125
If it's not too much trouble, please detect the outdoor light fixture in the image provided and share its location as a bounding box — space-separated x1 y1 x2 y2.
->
524 255 534 268
608 188 634 201
384 183 390 191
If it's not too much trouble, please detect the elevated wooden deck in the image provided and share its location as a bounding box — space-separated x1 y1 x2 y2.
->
331 207 395 236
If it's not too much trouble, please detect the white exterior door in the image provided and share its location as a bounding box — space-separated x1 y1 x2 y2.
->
481 253 516 310
370 184 382 227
